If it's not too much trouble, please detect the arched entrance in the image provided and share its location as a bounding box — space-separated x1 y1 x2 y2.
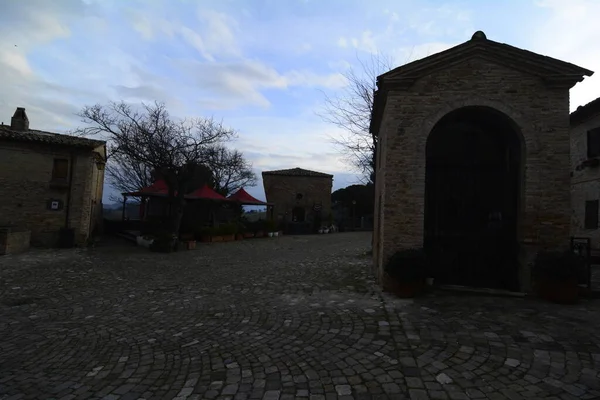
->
424 106 522 290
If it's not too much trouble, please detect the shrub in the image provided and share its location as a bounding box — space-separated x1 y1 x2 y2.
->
533 250 584 281
385 248 429 283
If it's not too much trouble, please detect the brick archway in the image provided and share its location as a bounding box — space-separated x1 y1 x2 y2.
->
424 105 523 290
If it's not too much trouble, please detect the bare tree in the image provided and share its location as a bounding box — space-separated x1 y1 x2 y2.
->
104 151 153 203
318 53 394 184
205 145 257 196
74 101 236 247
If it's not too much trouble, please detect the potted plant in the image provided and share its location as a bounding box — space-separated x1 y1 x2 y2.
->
235 221 246 240
149 232 179 253
197 227 213 243
533 250 583 304
266 219 277 237
383 248 429 298
220 224 236 242
255 220 266 238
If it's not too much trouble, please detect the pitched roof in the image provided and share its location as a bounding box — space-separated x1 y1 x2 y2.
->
227 188 267 205
187 184 228 201
371 31 594 135
571 97 600 126
261 167 333 178
0 124 105 149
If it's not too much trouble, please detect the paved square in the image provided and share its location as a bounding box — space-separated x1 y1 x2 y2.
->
1 232 599 399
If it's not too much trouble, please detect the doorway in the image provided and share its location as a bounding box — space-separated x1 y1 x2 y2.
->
424 106 522 290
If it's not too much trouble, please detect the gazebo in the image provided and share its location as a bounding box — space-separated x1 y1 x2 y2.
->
227 188 273 219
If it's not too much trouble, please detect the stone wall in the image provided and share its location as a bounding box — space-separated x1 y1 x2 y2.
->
374 57 572 292
571 113 600 247
0 141 101 247
0 228 30 255
262 175 333 224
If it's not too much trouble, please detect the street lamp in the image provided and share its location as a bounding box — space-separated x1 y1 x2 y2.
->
352 200 356 231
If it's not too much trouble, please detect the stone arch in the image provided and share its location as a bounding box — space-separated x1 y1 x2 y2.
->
423 105 524 290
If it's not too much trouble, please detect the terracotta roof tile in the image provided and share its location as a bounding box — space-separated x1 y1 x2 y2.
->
0 125 105 148
571 97 600 126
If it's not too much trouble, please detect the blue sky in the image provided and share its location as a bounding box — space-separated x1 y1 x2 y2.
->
1 0 599 203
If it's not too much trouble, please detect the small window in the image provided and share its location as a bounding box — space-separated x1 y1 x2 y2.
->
584 200 599 230
587 128 600 159
52 159 69 180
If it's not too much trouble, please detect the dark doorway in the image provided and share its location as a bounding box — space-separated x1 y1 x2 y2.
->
424 106 521 290
292 206 306 222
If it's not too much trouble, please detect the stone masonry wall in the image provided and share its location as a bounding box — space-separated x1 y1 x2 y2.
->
571 113 600 247
262 175 333 223
0 141 98 247
375 57 572 291
0 228 30 255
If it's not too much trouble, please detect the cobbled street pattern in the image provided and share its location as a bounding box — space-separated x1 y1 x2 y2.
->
1 232 600 400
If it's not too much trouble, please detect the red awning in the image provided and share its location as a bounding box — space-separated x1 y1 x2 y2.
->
123 179 170 197
186 184 227 200
227 188 267 205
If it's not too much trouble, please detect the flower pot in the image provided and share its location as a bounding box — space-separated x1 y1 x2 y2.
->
200 235 212 243
222 234 235 242
323 229 329 234
538 277 579 304
235 233 244 240
382 273 423 298
255 230 264 238
268 232 274 237
185 240 196 250
278 231 283 236
318 229 324 234
244 232 254 239
211 235 224 242
273 232 279 237
426 277 435 286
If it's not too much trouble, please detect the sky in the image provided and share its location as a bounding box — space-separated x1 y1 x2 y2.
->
1 0 600 204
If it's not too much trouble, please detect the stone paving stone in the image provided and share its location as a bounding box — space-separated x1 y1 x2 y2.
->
0 233 600 399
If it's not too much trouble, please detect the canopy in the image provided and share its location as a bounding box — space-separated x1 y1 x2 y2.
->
186 184 227 200
227 188 268 205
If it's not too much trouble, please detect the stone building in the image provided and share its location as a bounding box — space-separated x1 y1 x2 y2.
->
570 97 600 247
0 107 106 248
371 31 593 292
262 167 333 232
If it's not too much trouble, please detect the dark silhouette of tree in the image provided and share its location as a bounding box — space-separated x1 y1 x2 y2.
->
319 53 394 184
204 145 257 196
74 101 236 245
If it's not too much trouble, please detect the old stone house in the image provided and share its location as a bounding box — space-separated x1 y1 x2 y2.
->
371 31 593 292
571 97 600 246
262 167 333 232
0 107 106 249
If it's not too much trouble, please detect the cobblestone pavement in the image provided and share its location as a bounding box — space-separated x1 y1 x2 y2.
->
1 232 600 400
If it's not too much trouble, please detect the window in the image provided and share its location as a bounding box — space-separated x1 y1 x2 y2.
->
584 200 599 230
587 127 600 159
52 158 69 180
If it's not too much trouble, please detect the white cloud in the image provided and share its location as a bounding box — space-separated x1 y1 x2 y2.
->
529 0 600 109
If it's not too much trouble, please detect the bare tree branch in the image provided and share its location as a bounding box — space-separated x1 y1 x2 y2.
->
204 145 257 196
317 52 395 184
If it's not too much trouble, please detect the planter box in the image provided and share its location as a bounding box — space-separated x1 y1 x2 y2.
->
243 232 255 239
0 227 30 255
235 233 244 240
255 230 265 238
211 235 224 243
199 235 212 243
183 240 196 250
382 273 424 298
222 234 235 242
537 278 579 304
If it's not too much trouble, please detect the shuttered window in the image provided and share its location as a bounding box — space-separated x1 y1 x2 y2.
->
584 200 599 230
587 128 600 158
52 159 69 180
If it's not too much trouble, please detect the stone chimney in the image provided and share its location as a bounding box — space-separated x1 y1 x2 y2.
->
10 107 29 131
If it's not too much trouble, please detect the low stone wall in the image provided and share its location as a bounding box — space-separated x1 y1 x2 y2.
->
0 227 31 255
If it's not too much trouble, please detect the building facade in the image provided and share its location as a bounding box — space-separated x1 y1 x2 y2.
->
0 107 106 247
371 31 593 292
262 168 333 231
571 98 600 247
